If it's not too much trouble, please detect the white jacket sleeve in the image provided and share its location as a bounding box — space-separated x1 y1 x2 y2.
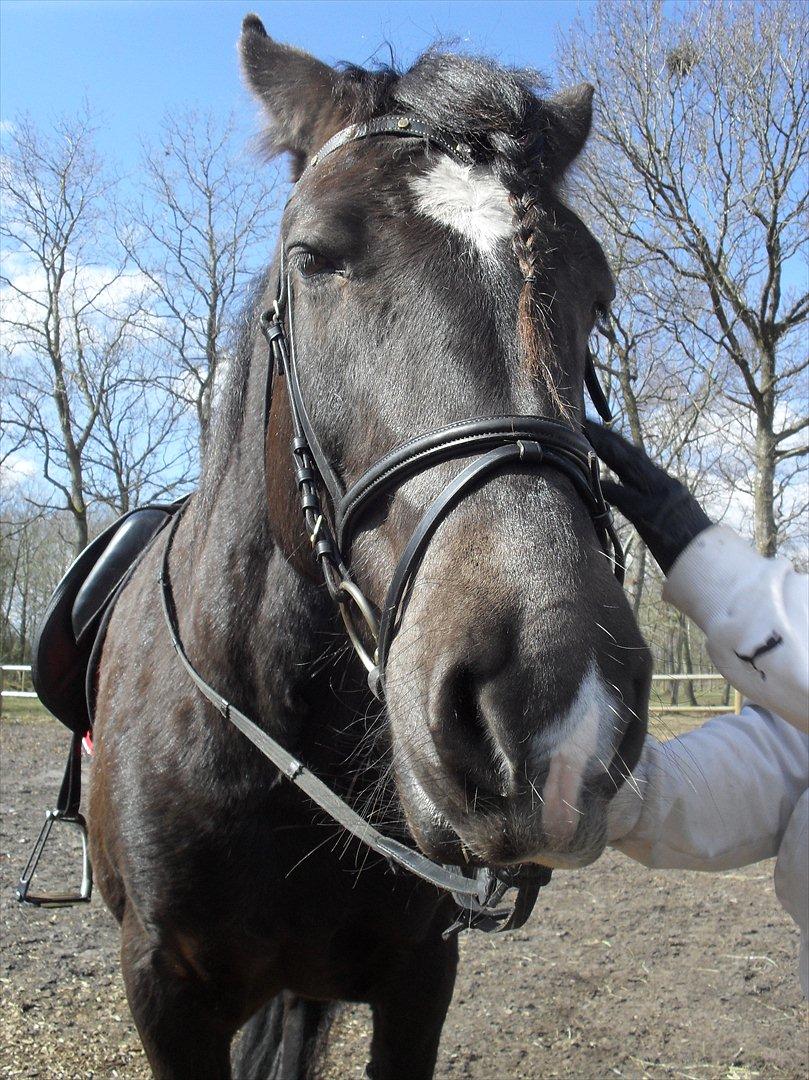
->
607 705 808 871
662 525 809 732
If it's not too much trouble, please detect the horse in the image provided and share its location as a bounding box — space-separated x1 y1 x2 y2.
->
87 15 652 1079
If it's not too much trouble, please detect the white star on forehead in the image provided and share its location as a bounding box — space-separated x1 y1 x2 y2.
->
409 157 514 256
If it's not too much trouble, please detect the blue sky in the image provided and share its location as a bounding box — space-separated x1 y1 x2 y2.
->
1 1 591 167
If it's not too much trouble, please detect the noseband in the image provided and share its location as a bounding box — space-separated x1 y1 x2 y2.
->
161 114 623 935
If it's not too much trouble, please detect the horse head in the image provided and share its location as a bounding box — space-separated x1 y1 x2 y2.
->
238 16 651 873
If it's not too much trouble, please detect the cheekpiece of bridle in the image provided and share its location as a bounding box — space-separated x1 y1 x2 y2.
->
160 113 624 937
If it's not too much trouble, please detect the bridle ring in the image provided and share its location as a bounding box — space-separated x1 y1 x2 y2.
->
336 579 380 677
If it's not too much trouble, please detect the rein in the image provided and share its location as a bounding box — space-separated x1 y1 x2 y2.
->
159 114 622 935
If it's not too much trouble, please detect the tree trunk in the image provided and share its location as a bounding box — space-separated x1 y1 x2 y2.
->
66 447 89 557
52 353 89 557
1 544 22 662
18 547 30 664
668 624 679 705
631 542 647 619
754 398 777 557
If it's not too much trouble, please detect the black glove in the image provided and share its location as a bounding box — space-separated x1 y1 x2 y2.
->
585 421 712 574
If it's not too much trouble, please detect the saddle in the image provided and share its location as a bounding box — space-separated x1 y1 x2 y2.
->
19 497 188 908
32 498 188 735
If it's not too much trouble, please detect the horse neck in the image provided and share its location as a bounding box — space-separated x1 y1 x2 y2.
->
178 385 355 743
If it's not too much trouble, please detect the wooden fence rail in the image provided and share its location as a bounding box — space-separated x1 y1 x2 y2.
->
1 664 37 699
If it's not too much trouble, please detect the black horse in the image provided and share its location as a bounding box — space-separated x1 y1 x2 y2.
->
88 16 651 1078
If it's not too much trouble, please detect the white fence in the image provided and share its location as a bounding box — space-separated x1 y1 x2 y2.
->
1 664 37 699
650 673 742 713
2 664 742 713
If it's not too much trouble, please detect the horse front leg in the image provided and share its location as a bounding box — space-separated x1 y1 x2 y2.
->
365 931 459 1080
120 906 241 1080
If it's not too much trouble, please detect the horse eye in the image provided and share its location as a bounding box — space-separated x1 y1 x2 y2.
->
295 250 342 278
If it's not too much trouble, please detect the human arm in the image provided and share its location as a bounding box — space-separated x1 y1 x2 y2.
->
607 705 808 870
663 526 808 733
586 422 808 732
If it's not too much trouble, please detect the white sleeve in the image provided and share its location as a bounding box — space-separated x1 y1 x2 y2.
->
773 789 809 998
662 525 809 732
607 705 809 871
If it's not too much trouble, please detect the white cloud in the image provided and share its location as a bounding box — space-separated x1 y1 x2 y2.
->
1 454 38 487
0 256 155 353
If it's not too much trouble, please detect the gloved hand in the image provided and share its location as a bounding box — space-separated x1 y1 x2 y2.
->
585 421 712 574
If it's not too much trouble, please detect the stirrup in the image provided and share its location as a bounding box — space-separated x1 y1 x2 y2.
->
17 808 93 908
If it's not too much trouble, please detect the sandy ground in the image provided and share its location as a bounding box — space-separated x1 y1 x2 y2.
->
1 715 806 1079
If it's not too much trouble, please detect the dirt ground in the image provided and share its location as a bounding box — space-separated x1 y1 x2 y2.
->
1 715 806 1079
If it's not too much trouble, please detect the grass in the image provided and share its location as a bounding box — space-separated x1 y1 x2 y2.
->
650 710 726 738
1 696 54 723
649 682 736 737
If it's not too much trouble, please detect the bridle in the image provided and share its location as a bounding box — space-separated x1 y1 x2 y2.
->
160 114 623 936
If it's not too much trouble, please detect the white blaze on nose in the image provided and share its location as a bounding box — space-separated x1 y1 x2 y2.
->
540 664 612 845
409 157 513 256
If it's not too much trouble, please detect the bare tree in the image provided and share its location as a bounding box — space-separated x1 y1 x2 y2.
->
84 348 194 514
559 0 808 555
0 490 69 662
121 111 277 451
1 110 119 553
0 111 191 555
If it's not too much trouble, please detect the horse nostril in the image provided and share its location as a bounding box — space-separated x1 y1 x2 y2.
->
444 666 487 743
430 664 507 796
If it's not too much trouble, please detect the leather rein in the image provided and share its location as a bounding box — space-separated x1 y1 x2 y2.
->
159 114 623 936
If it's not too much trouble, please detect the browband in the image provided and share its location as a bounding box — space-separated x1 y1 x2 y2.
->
300 114 475 180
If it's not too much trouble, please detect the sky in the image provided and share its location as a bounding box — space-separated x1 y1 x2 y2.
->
0 0 592 169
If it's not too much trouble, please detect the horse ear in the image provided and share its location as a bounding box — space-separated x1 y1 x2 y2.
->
240 14 347 177
539 83 594 179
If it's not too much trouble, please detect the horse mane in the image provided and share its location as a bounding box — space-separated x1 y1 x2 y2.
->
201 268 271 502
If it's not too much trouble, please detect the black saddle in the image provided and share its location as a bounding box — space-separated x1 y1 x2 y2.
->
32 498 189 735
